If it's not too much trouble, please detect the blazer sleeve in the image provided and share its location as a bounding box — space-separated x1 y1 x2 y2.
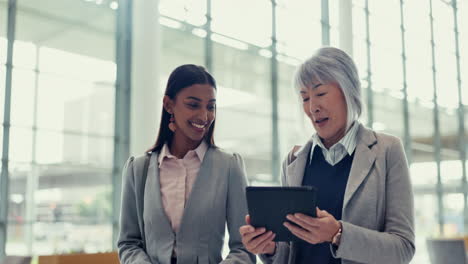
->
259 156 291 264
117 157 153 264
221 153 257 264
332 138 415 263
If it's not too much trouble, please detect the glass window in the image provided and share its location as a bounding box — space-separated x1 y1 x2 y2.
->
404 1 438 180
405 0 432 104
440 160 462 186
159 0 206 26
6 224 28 255
39 47 116 83
409 101 437 183
460 0 468 104
439 106 460 184
36 130 113 168
36 72 115 135
433 0 457 109
8 163 31 222
351 3 369 127
277 0 321 60
329 0 340 47
410 161 437 188
159 21 204 75
443 193 465 234
12 40 36 70
10 68 35 128
211 34 273 183
432 0 454 53
9 127 33 163
432 1 462 187
368 0 404 139
413 194 439 264
6 0 116 255
212 0 271 47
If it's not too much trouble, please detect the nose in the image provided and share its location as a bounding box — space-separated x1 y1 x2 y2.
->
308 98 320 114
198 108 209 122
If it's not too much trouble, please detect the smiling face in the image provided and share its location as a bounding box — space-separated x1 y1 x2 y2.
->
300 82 348 148
164 83 216 146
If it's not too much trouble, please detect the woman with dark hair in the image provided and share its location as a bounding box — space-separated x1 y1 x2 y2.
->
118 64 255 264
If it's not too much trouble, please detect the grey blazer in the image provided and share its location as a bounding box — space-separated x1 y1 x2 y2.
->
117 147 256 264
261 124 415 264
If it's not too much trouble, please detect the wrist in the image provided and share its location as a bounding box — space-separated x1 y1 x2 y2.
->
331 221 342 246
265 242 276 256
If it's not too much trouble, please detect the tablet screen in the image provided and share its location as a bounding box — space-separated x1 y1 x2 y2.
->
246 186 317 242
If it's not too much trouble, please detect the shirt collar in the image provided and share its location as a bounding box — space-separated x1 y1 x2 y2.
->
310 121 359 158
158 141 209 167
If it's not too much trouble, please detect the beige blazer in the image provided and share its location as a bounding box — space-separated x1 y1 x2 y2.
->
261 124 415 264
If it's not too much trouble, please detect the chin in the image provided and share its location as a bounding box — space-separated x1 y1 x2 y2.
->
316 131 331 140
188 134 205 142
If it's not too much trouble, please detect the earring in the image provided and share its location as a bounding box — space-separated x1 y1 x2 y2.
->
168 113 176 132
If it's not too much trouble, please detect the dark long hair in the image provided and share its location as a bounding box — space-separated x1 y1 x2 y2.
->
147 64 217 153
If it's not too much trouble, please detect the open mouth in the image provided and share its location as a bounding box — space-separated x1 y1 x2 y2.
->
189 121 207 131
315 117 329 124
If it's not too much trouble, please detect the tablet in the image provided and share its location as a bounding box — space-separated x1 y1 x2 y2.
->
246 186 317 242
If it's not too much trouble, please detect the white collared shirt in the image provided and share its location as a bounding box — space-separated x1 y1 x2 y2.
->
309 121 359 166
157 141 208 233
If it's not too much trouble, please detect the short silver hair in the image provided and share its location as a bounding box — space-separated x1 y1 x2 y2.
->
294 47 362 129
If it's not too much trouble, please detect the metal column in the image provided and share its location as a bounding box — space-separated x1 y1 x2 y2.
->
204 0 213 72
0 0 16 259
271 0 280 183
364 0 373 128
428 0 444 235
450 0 467 232
112 0 132 248
398 0 412 163
321 0 330 46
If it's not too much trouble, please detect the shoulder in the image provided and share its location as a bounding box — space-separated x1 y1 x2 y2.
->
210 147 245 163
360 128 406 164
374 131 402 149
357 124 402 152
122 153 154 179
281 139 313 166
132 152 154 168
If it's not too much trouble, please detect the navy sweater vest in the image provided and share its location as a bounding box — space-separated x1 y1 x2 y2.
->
296 146 354 264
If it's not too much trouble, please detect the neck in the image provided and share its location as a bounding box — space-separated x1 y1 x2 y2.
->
321 126 348 149
322 136 342 149
169 131 202 158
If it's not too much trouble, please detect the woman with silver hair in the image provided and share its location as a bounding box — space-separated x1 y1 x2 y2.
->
240 47 415 264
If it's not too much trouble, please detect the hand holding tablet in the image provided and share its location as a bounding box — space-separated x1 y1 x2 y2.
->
245 186 318 242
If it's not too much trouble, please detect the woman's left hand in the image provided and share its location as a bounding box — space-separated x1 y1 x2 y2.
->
283 207 341 245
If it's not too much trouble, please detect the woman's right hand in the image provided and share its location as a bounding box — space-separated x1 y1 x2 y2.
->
239 215 276 255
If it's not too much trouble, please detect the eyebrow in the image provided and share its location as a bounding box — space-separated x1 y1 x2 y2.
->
186 96 216 102
300 83 322 94
312 83 323 89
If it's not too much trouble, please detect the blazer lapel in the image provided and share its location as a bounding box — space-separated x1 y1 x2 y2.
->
144 152 174 251
343 125 377 210
286 142 312 187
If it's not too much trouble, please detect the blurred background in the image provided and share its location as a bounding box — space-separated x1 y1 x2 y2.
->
0 0 467 263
